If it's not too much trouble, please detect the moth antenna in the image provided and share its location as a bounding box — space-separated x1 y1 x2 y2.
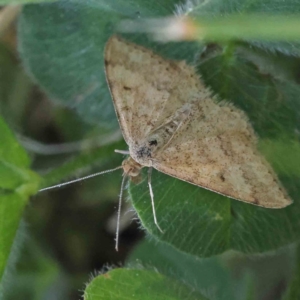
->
39 166 123 192
115 173 128 251
115 149 130 155
148 167 164 233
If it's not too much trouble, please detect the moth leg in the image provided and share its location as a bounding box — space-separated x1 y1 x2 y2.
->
115 174 128 251
148 167 164 233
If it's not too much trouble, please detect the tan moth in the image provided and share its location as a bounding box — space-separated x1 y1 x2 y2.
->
104 35 292 213
41 35 292 251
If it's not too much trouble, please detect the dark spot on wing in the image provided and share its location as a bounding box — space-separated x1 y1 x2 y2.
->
220 174 225 182
149 140 157 146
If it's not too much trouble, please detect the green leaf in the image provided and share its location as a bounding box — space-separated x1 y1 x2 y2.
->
131 173 230 257
0 161 30 190
18 2 120 129
84 269 207 300
188 0 300 55
128 239 296 300
128 238 236 300
0 117 39 281
0 112 29 167
17 0 198 129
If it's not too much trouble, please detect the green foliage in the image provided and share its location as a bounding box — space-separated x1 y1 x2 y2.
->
127 238 236 300
84 268 208 300
127 238 295 300
0 0 298 299
0 117 39 281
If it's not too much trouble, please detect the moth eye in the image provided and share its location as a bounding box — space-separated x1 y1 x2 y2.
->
149 140 158 146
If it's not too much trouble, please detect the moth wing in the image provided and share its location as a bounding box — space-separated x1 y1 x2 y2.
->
153 102 292 208
104 35 204 145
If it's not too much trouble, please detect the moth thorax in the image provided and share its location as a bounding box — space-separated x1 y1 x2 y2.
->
122 156 143 177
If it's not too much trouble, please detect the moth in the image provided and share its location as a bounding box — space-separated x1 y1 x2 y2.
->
41 35 292 251
104 35 291 223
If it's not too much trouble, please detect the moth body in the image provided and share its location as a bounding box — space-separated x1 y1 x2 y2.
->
129 103 193 167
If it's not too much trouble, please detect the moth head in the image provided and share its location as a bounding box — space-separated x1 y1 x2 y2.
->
122 157 142 177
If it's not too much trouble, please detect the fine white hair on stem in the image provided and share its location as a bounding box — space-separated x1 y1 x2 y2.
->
174 0 202 16
115 174 128 251
39 166 123 192
148 167 163 233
